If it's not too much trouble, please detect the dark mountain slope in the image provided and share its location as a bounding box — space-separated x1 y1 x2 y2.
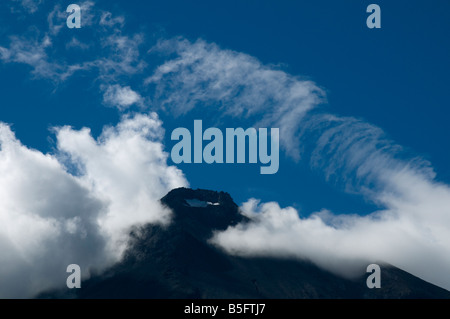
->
38 188 450 299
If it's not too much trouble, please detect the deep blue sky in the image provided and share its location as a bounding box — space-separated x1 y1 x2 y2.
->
0 0 449 216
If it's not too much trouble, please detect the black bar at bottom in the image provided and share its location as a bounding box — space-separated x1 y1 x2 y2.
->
2 299 449 317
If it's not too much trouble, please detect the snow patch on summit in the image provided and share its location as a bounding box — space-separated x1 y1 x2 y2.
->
185 199 220 207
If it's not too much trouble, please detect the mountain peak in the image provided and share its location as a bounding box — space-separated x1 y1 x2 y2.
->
160 188 247 238
161 187 236 207
37 188 450 299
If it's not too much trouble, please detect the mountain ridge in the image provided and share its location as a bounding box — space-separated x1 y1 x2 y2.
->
38 187 450 299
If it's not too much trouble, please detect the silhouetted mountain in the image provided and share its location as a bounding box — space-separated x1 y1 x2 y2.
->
38 188 450 299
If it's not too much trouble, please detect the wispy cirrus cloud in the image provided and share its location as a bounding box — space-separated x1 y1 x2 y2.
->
11 0 43 14
47 1 96 35
65 37 90 51
0 33 94 81
1 1 144 84
100 11 125 28
301 113 434 195
0 34 59 79
146 38 325 158
98 33 146 79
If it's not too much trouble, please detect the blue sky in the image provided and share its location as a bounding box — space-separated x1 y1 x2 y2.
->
0 0 450 296
1 0 449 214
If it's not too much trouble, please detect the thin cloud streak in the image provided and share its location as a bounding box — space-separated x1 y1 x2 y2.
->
146 38 325 159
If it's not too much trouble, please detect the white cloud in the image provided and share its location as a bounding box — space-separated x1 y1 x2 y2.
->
299 113 434 196
146 38 324 158
0 35 60 79
0 114 187 298
0 34 94 82
98 33 146 78
212 170 450 291
56 113 187 244
102 84 143 110
65 37 90 51
212 124 450 290
47 1 95 35
12 0 42 13
47 4 66 35
2 2 145 84
0 123 107 298
100 11 125 28
79 1 96 27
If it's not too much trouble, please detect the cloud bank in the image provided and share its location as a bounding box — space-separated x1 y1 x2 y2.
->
212 173 450 289
0 114 187 298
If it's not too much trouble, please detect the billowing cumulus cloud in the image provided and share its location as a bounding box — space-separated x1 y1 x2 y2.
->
0 114 187 298
102 84 143 110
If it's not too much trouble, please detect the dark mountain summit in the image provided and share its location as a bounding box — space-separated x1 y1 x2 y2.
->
160 187 247 240
39 188 450 299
